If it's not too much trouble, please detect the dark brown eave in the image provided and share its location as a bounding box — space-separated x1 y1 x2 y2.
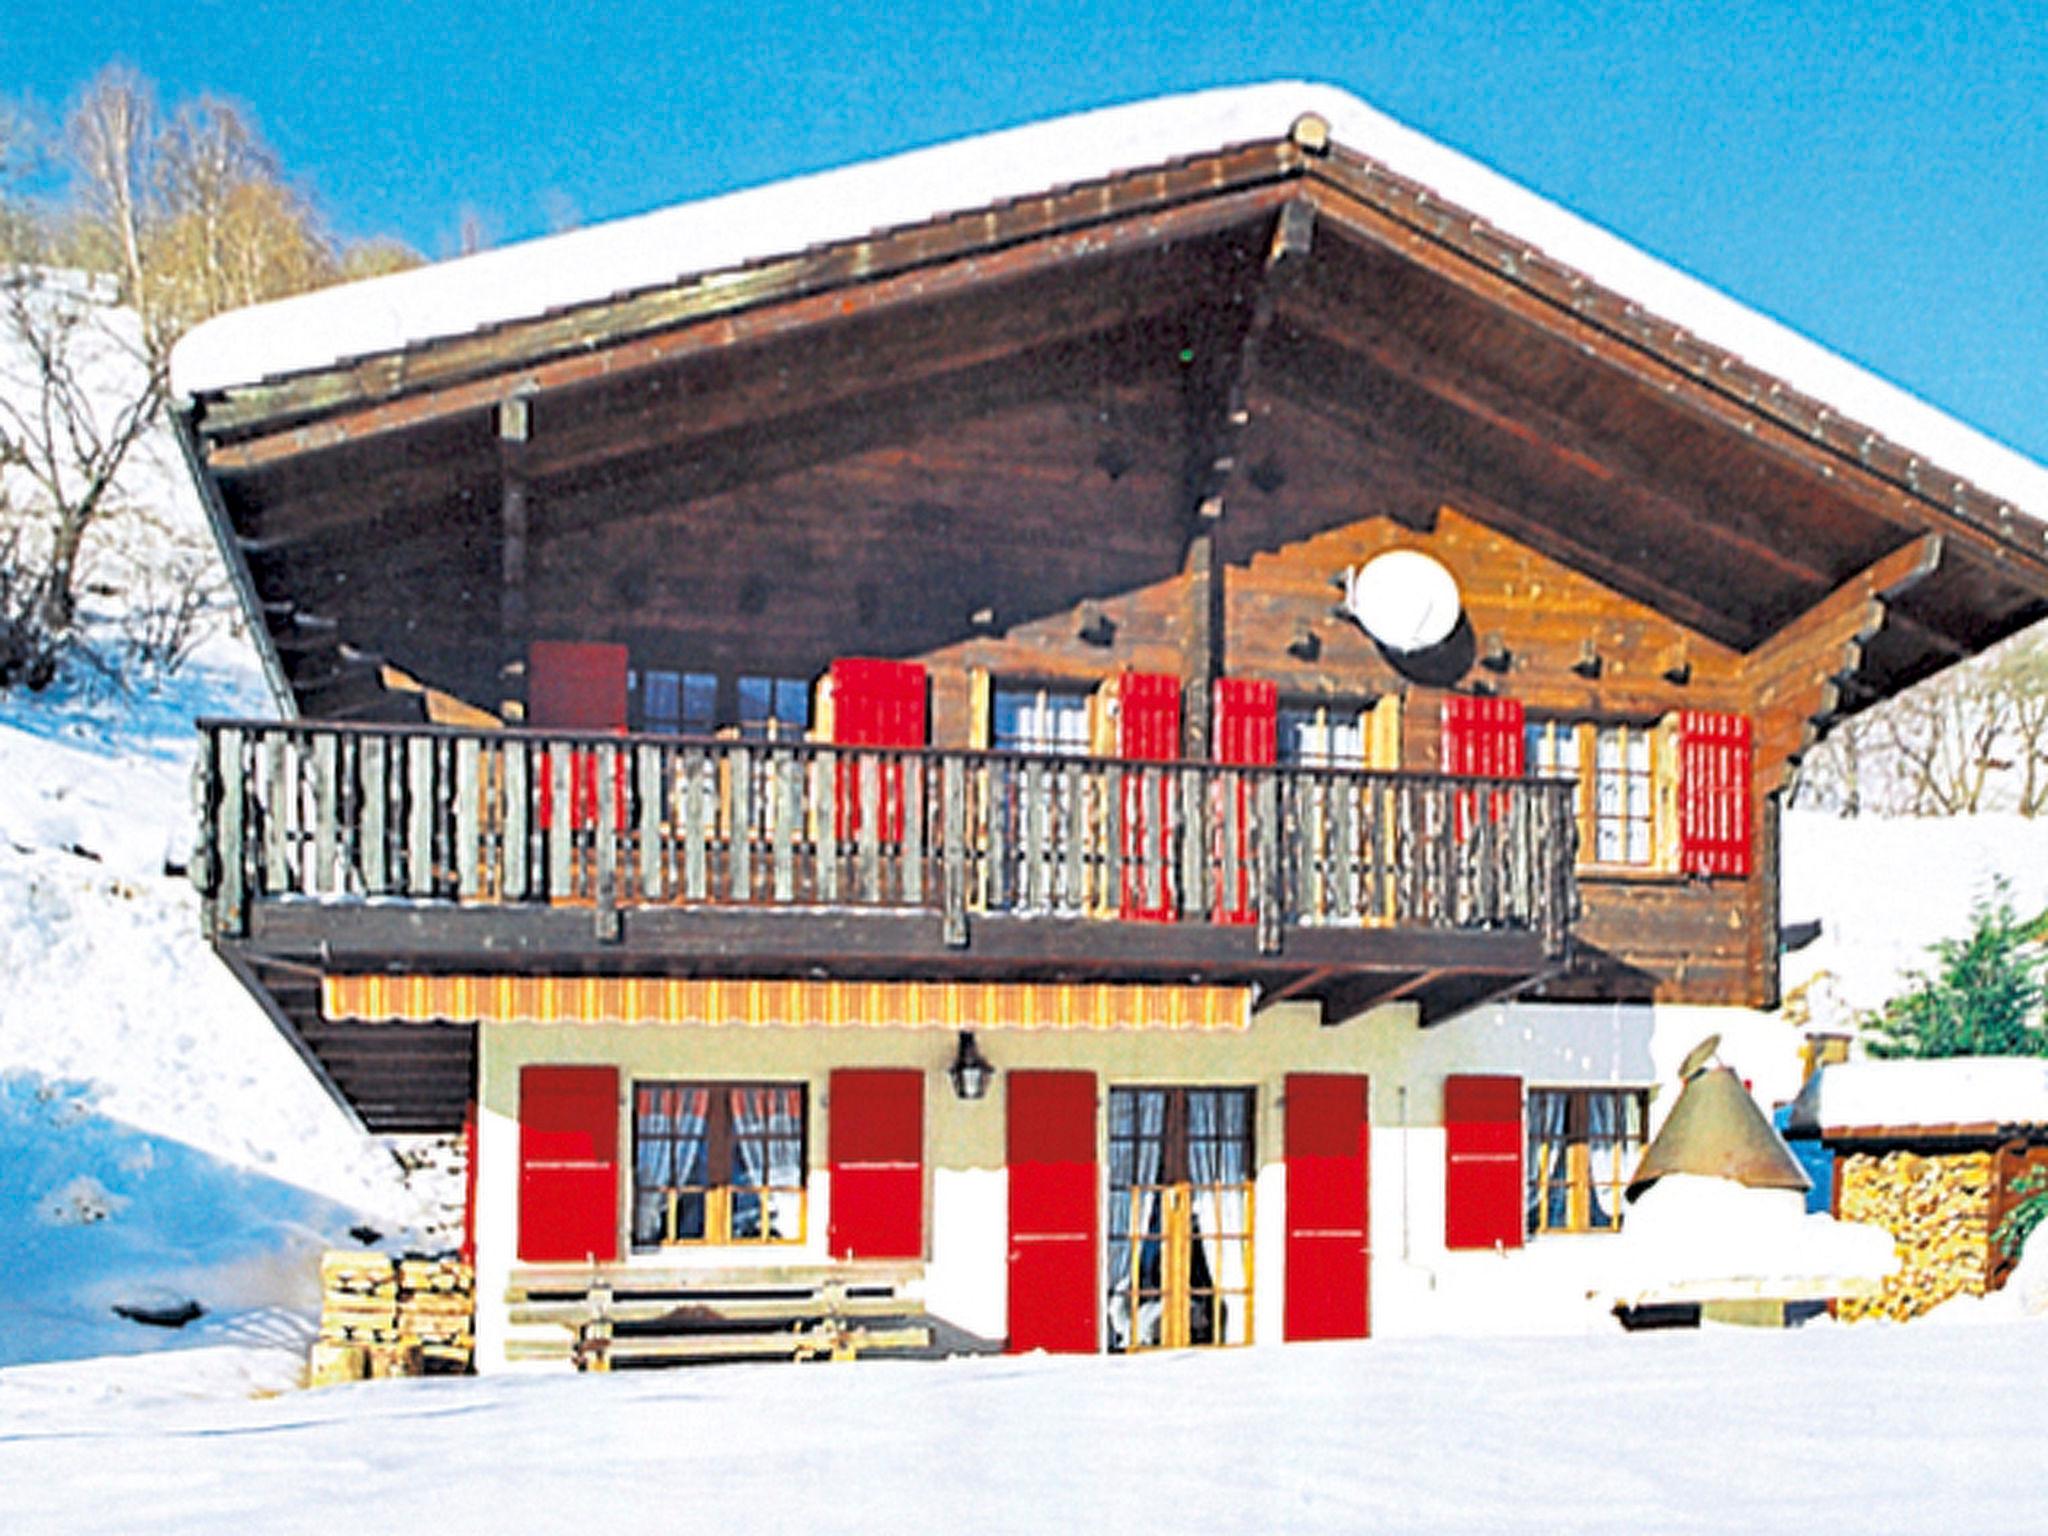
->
184 124 2048 584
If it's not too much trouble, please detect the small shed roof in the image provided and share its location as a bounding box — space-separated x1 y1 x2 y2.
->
1787 1058 2048 1140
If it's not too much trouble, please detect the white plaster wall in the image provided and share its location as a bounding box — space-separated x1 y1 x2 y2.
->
469 996 1808 1368
1359 1000 1808 1339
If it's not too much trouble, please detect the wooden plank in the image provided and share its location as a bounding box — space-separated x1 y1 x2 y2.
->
1182 767 1209 923
455 736 481 898
594 743 619 938
547 744 572 900
502 741 527 900
638 743 664 900
985 759 1009 911
902 753 925 906
772 749 797 902
1061 760 1085 915
215 728 246 934
814 749 838 904
1256 771 1282 952
361 734 388 893
858 753 881 903
682 750 708 900
1333 776 1358 922
941 755 967 945
407 734 435 897
510 1293 923 1327
312 732 339 895
730 747 753 902
1022 758 1047 910
508 1260 923 1296
263 732 290 894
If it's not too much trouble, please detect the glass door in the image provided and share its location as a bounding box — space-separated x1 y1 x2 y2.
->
1106 1086 1255 1352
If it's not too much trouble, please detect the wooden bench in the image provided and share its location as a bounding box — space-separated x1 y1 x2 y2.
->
504 1261 930 1370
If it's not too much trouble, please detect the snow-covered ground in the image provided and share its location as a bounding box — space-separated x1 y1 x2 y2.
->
0 281 434 1368
1 1320 2044 1535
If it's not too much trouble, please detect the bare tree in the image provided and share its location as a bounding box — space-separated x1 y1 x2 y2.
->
63 66 159 347
0 271 163 635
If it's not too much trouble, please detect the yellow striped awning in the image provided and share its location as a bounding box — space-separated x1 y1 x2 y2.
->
322 975 1250 1033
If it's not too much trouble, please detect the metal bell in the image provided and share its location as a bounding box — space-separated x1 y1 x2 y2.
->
1626 1039 1811 1202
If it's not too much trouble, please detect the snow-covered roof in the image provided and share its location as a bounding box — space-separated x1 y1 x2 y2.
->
1790 1057 2048 1136
169 81 2048 520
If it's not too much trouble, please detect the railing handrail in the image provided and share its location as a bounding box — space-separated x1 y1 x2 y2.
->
192 717 1575 791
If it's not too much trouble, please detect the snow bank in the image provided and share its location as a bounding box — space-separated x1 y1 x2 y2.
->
4 1323 2047 1534
1789 1058 2048 1134
1605 1174 1897 1303
169 81 2048 521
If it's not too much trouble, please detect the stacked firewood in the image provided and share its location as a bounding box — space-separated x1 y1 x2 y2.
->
1836 1150 1995 1323
308 1250 475 1386
397 1257 476 1373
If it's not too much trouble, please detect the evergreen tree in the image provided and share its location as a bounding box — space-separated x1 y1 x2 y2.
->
1865 884 2048 1058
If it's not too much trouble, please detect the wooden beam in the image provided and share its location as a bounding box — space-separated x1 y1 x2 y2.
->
1743 533 1944 782
201 185 1295 470
1302 161 2048 581
499 397 531 638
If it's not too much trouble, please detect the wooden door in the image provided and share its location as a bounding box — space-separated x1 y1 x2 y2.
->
1284 1073 1370 1340
1006 1071 1098 1354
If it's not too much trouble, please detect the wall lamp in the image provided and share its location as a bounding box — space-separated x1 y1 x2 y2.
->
947 1031 995 1101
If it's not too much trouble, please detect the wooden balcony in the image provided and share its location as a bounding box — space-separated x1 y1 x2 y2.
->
194 720 1577 1026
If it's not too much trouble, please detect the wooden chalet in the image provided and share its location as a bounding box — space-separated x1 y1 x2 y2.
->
173 84 2048 1365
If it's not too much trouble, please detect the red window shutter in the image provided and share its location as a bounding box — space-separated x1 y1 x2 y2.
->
828 1069 924 1259
528 642 630 833
1117 673 1181 921
1006 1070 1099 1354
517 1065 620 1262
1212 678 1277 925
1443 1074 1523 1251
528 641 629 729
1442 695 1525 837
1285 1073 1371 1341
1441 695 1526 777
830 659 928 843
1676 711 1753 877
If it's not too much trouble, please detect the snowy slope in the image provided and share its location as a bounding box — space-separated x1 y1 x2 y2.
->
0 282 433 1369
3 1320 2046 1535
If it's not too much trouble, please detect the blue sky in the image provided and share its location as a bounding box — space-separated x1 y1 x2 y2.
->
7 0 2044 463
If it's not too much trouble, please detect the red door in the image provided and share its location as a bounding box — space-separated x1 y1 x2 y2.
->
517 1065 620 1263
1007 1070 1099 1353
1116 673 1181 921
1284 1073 1370 1340
830 658 928 843
1212 678 1277 924
828 1068 924 1259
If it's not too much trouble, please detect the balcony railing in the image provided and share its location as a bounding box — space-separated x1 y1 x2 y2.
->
193 721 1576 959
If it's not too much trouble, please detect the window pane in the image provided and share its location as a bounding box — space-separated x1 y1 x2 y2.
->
682 673 718 733
643 669 681 730
993 685 1091 755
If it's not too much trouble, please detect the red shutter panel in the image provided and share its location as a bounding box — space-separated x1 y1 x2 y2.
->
528 641 630 832
461 1096 480 1268
830 658 928 844
1442 695 1525 836
828 1068 924 1259
1006 1070 1099 1353
1117 673 1181 922
1285 1073 1371 1341
1676 711 1753 877
1444 1074 1523 1251
517 1065 620 1262
1213 678 1277 925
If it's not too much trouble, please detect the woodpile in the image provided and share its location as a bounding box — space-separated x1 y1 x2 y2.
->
1836 1150 1995 1323
309 1251 475 1386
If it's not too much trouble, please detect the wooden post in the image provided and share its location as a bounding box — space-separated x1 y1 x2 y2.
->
682 749 709 901
814 749 838 904
942 755 967 945
215 727 246 935
362 735 388 894
502 741 528 901
594 742 620 941
408 735 435 897
902 754 925 906
312 732 338 896
456 736 482 898
499 397 531 640
638 743 663 901
547 744 571 900
1256 770 1282 954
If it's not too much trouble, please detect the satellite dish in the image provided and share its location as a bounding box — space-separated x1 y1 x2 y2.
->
1344 551 1462 653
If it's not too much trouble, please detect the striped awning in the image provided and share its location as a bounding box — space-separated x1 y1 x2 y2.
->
322 974 1250 1032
